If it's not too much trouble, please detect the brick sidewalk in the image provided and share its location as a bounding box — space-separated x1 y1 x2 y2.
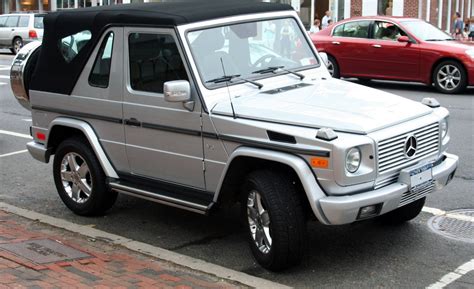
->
0 210 244 289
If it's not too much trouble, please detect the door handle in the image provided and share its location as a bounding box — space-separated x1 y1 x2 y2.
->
332 41 340 45
372 44 382 48
124 118 141 127
11 29 15 31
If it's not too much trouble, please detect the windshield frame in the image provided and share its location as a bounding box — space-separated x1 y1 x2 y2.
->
183 15 321 90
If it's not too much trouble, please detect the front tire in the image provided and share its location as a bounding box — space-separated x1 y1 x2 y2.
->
53 136 117 216
433 60 467 94
242 170 307 271
380 197 425 225
11 37 23 55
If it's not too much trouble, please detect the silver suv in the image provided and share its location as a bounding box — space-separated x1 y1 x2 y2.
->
0 13 44 54
11 2 458 271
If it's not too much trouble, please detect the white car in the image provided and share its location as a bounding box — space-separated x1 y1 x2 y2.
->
0 13 44 54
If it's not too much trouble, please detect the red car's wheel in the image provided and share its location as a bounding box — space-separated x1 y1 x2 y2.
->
433 60 467 94
326 55 340 78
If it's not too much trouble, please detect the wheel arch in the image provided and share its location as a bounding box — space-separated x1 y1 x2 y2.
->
214 147 330 224
430 57 468 84
47 117 118 178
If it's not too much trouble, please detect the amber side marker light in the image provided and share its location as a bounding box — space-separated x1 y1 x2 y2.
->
310 157 329 169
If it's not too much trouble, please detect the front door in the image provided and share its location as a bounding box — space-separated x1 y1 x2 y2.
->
367 21 420 80
123 27 205 189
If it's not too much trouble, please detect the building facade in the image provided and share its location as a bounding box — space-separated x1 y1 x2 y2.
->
1 0 472 33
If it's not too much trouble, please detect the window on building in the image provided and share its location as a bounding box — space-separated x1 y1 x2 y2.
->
373 21 407 41
5 16 19 28
59 30 92 63
89 32 114 88
128 33 187 94
18 16 29 28
378 0 393 15
333 21 371 38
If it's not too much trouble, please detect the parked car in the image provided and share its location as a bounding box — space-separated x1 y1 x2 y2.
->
0 13 44 54
311 16 474 94
11 2 458 271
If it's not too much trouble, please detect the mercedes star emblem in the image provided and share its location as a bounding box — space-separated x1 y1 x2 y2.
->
404 135 418 158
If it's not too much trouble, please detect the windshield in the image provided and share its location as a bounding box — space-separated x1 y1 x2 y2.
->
187 18 318 88
401 20 453 41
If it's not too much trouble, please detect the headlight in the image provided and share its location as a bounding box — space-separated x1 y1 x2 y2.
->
345 147 361 173
466 49 474 59
440 118 448 140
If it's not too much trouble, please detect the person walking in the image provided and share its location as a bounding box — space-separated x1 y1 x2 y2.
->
321 11 332 30
468 18 474 41
452 12 464 40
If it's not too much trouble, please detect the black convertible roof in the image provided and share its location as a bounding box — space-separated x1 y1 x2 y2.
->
30 0 293 95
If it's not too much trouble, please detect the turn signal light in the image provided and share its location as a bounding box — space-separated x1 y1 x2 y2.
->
310 157 329 169
29 30 38 39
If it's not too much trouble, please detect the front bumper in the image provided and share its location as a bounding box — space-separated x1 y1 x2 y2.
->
318 153 458 225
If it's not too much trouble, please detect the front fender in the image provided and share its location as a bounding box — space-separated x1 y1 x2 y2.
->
214 147 330 224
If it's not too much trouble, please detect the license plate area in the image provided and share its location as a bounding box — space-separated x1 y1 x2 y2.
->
399 163 433 191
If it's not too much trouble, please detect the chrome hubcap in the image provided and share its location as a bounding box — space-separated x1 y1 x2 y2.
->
327 60 334 76
437 65 461 91
60 153 92 204
247 190 272 254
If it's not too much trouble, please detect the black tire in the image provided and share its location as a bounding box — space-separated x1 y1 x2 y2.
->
432 60 467 94
10 37 23 55
241 170 307 271
327 55 340 78
380 197 425 225
53 136 117 216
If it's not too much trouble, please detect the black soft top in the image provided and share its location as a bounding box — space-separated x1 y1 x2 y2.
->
30 0 293 95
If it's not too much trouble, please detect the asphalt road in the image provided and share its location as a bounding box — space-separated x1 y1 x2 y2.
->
1 50 473 288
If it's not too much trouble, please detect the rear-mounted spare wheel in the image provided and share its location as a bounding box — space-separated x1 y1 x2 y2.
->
10 41 42 111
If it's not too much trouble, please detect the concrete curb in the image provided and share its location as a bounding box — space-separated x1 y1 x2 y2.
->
0 202 291 289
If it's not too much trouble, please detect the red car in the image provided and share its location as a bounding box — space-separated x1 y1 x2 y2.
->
311 16 474 94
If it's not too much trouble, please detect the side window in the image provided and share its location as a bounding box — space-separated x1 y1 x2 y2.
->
0 17 7 28
34 16 44 29
59 30 92 63
128 33 188 94
18 16 29 28
373 21 407 41
89 32 114 88
333 24 344 36
5 16 19 28
341 21 370 38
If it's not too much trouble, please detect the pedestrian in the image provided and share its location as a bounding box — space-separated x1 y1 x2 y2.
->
452 12 464 40
309 19 320 34
321 10 331 29
468 18 474 41
280 20 292 58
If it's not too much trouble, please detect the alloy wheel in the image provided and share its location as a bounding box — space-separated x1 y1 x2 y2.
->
60 152 92 204
437 64 461 91
247 190 272 254
327 59 335 76
13 39 22 54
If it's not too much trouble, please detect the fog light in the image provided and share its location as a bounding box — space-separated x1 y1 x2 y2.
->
357 204 382 220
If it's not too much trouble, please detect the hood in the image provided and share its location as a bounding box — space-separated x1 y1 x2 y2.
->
211 79 432 134
428 40 474 49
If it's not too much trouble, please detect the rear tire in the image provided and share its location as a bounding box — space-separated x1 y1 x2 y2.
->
327 55 340 78
380 197 425 225
433 60 467 94
53 136 117 216
241 170 307 271
11 37 23 55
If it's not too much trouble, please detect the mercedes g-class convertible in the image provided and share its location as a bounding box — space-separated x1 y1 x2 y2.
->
11 1 458 271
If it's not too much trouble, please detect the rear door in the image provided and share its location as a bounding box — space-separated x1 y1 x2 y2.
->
0 16 7 45
328 20 373 76
17 16 30 40
123 27 205 189
367 21 420 80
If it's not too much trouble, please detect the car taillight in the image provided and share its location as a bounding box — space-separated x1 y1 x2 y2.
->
29 30 38 39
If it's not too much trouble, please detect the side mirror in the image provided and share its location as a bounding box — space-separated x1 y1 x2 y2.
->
319 52 329 67
397 36 411 43
164 80 191 102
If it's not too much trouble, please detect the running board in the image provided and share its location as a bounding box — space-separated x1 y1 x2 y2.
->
109 182 213 215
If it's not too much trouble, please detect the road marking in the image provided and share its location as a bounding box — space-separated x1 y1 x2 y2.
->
427 259 474 289
22 118 32 122
0 66 11 71
0 82 6 86
0 129 32 139
423 206 474 222
0 75 9 79
0 202 290 289
0 149 28 158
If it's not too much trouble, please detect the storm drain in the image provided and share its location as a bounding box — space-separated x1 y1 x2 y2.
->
0 239 90 264
428 209 474 243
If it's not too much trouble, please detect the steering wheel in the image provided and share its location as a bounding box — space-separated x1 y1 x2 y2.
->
253 54 278 69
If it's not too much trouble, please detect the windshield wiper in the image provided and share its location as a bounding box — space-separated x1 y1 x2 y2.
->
425 38 455 41
206 74 263 89
252 66 305 80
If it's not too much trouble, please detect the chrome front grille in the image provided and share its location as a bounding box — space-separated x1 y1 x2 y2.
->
377 122 440 176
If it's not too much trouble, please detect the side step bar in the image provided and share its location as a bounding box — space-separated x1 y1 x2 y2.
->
109 182 214 215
